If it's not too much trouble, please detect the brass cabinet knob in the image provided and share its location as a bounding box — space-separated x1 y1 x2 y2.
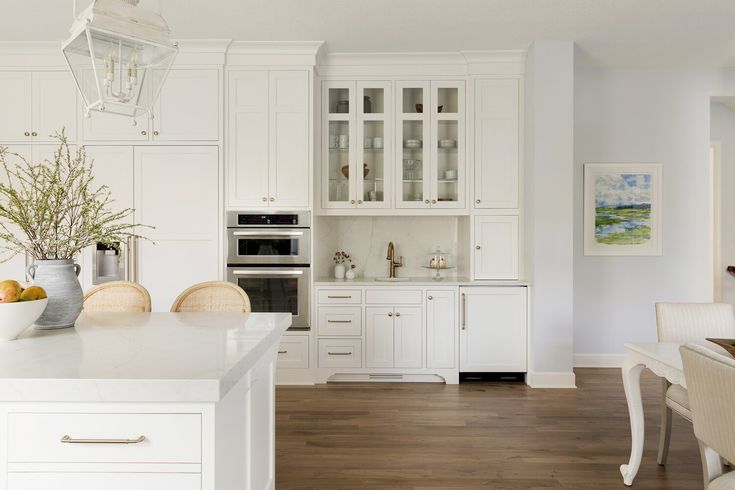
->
357 200 363 204
31 131 38 137
350 199 356 204
475 245 481 250
141 130 147 136
428 295 433 300
388 312 393 317
431 199 437 204
424 200 430 204
395 312 401 317
476 199 481 204
153 130 159 136
24 131 30 137
269 197 275 202
262 197 267 202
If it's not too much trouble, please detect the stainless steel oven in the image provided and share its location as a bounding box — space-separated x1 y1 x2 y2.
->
226 211 311 330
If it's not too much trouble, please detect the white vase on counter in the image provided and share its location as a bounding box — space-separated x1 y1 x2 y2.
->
334 264 346 279
345 268 356 280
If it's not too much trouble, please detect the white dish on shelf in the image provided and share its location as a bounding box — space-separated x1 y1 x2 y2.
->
439 139 457 148
404 139 422 148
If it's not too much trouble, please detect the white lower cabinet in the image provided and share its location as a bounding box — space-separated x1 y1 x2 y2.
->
459 286 527 372
8 473 200 490
316 286 457 383
276 335 309 369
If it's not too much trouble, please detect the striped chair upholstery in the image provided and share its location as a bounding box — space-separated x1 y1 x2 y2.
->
680 343 735 489
654 303 735 466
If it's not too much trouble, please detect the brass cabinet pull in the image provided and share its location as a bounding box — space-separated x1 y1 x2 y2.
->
141 130 147 136
278 350 287 354
475 199 481 204
461 293 467 330
327 319 352 323
327 351 352 356
475 245 481 250
424 200 430 204
24 131 30 136
395 312 401 317
61 435 145 444
431 199 437 204
357 199 363 204
31 131 38 137
270 197 275 202
428 295 433 300
388 312 393 317
262 197 267 202
327 295 352 299
350 199 356 204
153 130 159 136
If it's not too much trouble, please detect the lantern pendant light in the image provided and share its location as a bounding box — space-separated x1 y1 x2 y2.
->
61 0 178 123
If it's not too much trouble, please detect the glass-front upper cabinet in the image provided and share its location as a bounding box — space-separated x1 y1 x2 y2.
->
322 81 392 209
396 80 465 209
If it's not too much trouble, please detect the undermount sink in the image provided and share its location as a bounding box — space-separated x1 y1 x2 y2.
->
374 277 410 282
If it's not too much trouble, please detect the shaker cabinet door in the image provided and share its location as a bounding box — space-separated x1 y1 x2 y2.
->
227 71 270 208
154 69 220 142
393 307 422 369
426 289 456 369
269 70 310 208
31 71 77 142
0 72 32 142
365 307 395 368
474 215 519 280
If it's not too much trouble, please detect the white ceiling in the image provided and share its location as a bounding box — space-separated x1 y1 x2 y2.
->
4 0 735 67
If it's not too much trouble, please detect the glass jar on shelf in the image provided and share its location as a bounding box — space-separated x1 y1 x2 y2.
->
423 247 455 280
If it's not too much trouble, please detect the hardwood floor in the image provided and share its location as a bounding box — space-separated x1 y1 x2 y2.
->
276 369 703 489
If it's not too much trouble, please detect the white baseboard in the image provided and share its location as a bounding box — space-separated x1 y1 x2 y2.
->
573 353 626 368
526 370 577 388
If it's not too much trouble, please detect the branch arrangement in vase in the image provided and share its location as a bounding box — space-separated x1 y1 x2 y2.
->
0 130 148 263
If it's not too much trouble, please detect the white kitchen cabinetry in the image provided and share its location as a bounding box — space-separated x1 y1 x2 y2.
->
396 80 465 210
459 286 527 372
426 289 457 369
474 79 520 209
0 71 76 143
474 215 519 280
134 146 220 311
228 70 310 209
316 286 457 383
83 69 220 143
322 81 392 210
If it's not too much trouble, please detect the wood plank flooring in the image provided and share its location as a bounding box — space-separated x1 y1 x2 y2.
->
276 369 703 489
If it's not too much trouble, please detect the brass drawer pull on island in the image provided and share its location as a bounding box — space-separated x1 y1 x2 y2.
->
278 350 288 354
327 319 352 323
327 351 352 356
60 435 146 445
327 295 352 299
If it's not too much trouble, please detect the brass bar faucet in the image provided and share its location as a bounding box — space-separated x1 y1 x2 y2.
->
386 241 403 279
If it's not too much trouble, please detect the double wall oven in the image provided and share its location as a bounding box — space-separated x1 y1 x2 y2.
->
226 211 311 330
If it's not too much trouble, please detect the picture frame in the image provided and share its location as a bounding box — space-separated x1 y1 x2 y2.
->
584 163 662 256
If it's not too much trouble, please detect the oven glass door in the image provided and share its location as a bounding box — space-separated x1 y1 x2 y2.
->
228 230 311 265
228 267 310 328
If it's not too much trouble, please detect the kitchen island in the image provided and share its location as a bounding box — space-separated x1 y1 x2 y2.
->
0 312 291 490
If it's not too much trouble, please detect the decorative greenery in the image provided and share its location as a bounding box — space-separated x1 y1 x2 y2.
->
0 130 146 263
333 251 351 265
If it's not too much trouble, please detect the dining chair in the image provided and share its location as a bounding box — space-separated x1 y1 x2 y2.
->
680 343 735 489
655 303 735 466
170 281 252 313
83 281 152 313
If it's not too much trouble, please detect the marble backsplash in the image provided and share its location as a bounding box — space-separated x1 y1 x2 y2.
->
315 216 468 279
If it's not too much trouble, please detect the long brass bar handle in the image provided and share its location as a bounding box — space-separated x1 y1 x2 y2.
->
61 435 146 444
327 352 352 356
461 293 466 330
327 320 352 323
327 295 352 299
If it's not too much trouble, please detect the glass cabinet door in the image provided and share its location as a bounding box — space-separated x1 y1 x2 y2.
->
396 81 431 208
430 81 465 208
357 82 391 209
322 82 356 208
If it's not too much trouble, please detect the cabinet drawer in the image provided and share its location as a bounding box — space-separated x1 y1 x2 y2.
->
318 289 362 304
8 473 200 490
7 413 201 464
318 306 362 336
366 289 422 305
318 339 362 368
277 336 309 369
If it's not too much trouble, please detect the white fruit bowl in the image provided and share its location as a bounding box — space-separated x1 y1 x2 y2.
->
0 299 48 341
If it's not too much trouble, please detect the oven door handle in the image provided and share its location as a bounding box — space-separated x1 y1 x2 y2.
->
232 231 304 237
232 270 304 276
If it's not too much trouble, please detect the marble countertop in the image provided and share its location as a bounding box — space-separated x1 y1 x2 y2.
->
314 277 530 287
0 312 291 403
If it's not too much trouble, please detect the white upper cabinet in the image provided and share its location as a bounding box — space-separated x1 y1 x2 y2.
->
395 80 465 210
474 79 520 209
228 70 310 209
321 80 392 210
153 69 221 142
474 215 519 280
84 69 220 143
0 71 76 143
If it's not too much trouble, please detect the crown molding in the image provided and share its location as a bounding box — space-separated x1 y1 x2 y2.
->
226 41 325 67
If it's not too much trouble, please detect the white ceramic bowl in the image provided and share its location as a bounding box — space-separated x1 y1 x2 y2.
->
439 139 457 148
0 299 48 341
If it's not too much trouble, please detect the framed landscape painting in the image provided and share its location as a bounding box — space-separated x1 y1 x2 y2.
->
584 163 662 256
